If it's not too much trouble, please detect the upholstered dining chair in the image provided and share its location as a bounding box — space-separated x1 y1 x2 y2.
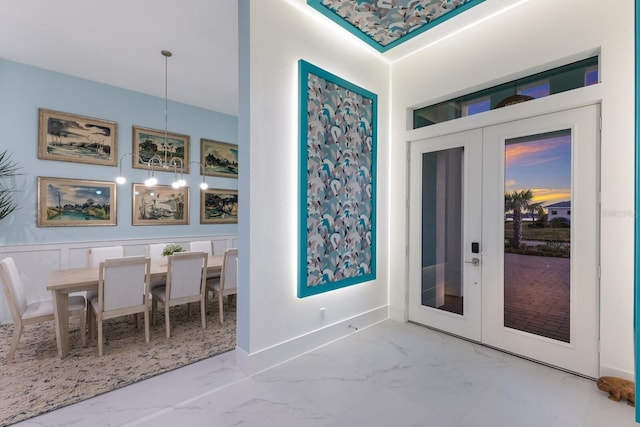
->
205 248 238 324
0 256 86 362
89 245 125 267
151 251 207 338
86 245 125 303
190 240 220 282
146 243 172 290
88 256 151 356
189 240 213 255
146 243 171 261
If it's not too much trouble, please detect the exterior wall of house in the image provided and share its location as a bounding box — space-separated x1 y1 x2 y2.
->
390 0 634 378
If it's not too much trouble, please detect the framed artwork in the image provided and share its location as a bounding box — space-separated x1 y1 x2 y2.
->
132 183 189 225
132 126 190 173
200 139 239 178
37 177 116 227
200 188 238 224
38 109 117 166
298 60 377 298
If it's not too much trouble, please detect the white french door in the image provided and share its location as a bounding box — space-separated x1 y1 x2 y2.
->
408 105 600 378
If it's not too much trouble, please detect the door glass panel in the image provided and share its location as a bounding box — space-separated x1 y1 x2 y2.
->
504 130 571 342
422 148 464 315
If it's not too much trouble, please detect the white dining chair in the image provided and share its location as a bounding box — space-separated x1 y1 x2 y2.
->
146 243 172 261
146 243 172 290
89 246 125 267
190 240 220 282
0 257 86 361
86 245 125 303
151 251 207 337
205 248 237 324
88 256 151 356
189 240 213 255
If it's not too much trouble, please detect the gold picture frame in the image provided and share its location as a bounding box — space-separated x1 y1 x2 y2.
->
200 139 238 178
38 109 118 166
132 126 190 173
200 188 238 224
37 177 116 227
132 183 189 226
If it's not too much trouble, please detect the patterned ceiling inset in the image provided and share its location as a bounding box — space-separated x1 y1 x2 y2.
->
308 0 485 52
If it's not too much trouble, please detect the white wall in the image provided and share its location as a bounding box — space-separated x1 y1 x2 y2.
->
236 0 390 372
390 0 634 378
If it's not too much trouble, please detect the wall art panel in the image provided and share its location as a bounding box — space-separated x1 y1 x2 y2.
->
308 0 485 52
298 60 377 298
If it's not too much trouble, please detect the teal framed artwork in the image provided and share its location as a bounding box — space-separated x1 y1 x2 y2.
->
307 0 486 53
298 60 377 298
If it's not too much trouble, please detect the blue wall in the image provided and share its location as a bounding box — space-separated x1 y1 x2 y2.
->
0 58 238 245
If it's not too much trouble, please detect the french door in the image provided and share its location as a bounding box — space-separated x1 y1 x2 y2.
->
408 105 600 378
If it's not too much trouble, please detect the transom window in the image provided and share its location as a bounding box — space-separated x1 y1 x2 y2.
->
413 56 599 129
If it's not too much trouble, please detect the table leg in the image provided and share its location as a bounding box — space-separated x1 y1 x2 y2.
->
51 290 69 358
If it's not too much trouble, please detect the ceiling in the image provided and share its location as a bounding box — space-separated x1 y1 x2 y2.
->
0 0 517 117
0 0 238 116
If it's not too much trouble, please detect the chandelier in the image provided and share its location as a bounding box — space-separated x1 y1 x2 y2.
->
115 50 208 190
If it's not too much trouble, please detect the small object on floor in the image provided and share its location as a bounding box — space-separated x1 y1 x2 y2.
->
597 376 635 406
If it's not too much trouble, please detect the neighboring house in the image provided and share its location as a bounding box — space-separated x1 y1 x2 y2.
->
546 201 571 222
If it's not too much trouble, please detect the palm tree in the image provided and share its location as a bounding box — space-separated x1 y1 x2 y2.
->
505 189 542 249
0 150 21 221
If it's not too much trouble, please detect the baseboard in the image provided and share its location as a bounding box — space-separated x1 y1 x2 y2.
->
599 365 634 382
235 305 388 375
388 304 406 322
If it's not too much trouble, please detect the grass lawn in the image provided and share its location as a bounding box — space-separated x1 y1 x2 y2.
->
504 222 570 242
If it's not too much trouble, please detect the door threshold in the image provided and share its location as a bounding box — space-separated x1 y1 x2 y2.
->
408 320 596 381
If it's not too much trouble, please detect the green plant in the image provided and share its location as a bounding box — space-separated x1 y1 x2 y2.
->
162 243 184 256
0 150 22 220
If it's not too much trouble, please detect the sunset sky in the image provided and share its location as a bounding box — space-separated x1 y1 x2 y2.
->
505 131 571 207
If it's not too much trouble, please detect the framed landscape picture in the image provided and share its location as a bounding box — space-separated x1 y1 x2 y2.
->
38 109 117 166
200 188 238 224
200 139 239 178
132 183 189 226
132 126 190 173
298 60 377 298
37 177 116 227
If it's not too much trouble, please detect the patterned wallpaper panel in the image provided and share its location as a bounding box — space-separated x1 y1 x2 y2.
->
308 0 485 52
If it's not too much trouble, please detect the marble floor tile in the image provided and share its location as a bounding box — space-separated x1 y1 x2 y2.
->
16 320 639 427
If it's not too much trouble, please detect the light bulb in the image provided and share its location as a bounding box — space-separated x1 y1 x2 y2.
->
116 176 126 185
172 181 180 189
144 177 157 187
178 179 187 187
200 182 208 190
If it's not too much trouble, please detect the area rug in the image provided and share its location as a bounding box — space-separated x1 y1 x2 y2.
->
0 300 236 426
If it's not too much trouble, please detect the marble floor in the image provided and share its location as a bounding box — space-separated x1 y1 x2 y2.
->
16 320 638 427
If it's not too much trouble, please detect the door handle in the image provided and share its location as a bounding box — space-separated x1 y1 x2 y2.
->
472 257 480 266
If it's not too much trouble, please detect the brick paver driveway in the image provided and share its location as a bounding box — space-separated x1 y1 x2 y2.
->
503 253 570 342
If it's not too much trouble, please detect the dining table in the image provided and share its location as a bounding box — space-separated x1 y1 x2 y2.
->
47 254 224 358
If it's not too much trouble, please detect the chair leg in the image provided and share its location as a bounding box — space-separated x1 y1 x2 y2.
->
144 310 150 344
218 292 224 324
152 298 157 326
97 316 103 357
78 309 87 348
201 297 206 330
164 303 171 338
86 308 93 341
8 323 23 362
187 302 192 318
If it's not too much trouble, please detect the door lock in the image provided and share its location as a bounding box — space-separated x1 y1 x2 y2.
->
472 258 480 266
